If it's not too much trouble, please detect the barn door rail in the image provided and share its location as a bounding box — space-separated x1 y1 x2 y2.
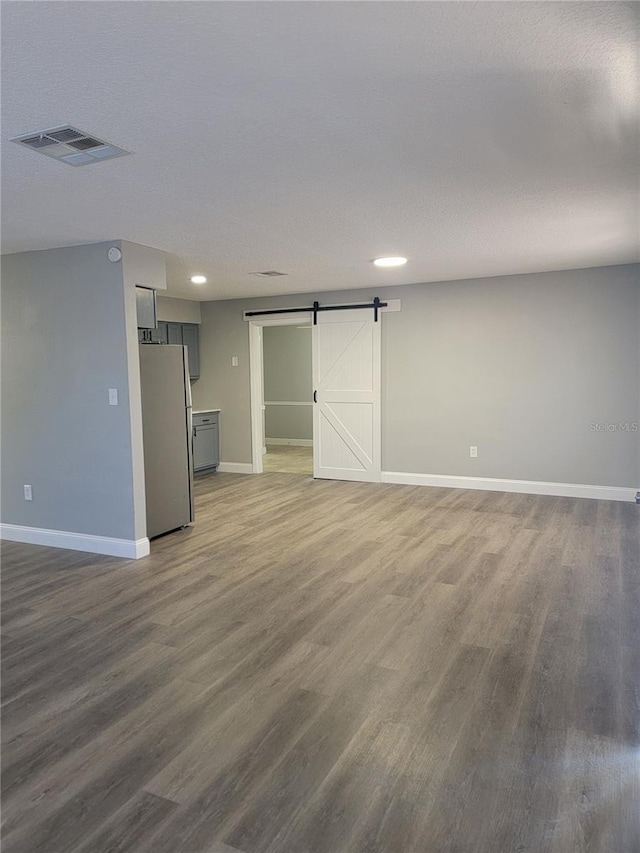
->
245 296 388 324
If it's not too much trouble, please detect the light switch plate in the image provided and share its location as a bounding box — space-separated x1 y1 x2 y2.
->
108 388 118 406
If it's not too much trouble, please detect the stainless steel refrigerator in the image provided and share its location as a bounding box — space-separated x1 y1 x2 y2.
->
139 344 194 539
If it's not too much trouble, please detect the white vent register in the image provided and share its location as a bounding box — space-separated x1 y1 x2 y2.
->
11 125 131 166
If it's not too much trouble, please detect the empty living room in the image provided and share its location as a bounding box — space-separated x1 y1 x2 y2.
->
1 2 638 852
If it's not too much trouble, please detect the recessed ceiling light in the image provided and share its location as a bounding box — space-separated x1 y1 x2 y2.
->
191 275 207 284
373 257 407 267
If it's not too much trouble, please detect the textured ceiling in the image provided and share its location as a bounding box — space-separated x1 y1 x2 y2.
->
1 1 638 300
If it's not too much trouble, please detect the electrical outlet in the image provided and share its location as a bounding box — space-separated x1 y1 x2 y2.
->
24 485 33 501
231 356 239 367
470 446 478 458
108 388 118 406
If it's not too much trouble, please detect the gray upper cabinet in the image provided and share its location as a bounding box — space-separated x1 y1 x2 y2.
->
181 325 200 379
135 286 157 329
136 286 159 343
138 322 167 344
139 320 199 380
167 323 182 345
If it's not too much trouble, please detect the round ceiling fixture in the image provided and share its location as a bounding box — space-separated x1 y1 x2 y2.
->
373 257 407 267
190 275 207 284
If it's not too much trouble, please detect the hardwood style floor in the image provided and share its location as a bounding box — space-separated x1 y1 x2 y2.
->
2 473 639 853
262 444 313 474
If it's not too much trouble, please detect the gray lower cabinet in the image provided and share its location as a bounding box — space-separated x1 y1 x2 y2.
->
193 411 219 472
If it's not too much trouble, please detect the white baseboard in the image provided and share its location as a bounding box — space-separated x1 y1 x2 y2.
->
217 462 254 474
266 438 313 447
381 472 637 502
0 524 150 558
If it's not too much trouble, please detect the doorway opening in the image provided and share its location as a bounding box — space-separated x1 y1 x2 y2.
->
249 315 312 475
263 444 313 474
262 322 313 474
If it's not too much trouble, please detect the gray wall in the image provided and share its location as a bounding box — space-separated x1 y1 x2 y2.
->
195 265 639 487
191 299 252 455
263 325 312 441
1 242 145 540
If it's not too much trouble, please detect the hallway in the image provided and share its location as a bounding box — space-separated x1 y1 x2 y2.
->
262 444 313 475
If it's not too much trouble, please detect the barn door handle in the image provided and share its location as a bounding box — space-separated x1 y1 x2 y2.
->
313 390 317 403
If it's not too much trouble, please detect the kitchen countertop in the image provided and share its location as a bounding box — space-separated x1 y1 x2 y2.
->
193 408 221 414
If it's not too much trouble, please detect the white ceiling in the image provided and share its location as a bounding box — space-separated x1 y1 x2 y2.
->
2 2 638 300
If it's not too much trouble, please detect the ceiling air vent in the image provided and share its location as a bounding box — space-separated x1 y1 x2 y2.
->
10 125 131 166
46 128 85 143
67 136 103 150
250 270 288 277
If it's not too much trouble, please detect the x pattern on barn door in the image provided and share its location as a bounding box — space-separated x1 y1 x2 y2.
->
313 308 381 482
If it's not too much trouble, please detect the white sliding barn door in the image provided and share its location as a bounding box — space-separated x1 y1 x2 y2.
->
312 308 381 482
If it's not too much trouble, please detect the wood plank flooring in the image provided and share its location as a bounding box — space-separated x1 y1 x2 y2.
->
2 473 639 852
262 445 313 474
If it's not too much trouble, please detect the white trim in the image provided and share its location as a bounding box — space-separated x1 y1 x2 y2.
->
217 462 254 474
249 314 311 326
266 438 313 447
381 472 637 502
264 401 313 407
381 298 401 313
0 524 150 558
249 322 265 473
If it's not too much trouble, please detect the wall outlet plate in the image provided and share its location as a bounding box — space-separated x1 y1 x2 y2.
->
24 485 33 501
470 446 478 458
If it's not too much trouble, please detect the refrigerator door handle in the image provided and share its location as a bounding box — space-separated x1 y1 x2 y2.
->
187 407 195 524
183 345 192 409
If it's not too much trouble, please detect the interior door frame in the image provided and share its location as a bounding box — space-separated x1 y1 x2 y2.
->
249 314 312 474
